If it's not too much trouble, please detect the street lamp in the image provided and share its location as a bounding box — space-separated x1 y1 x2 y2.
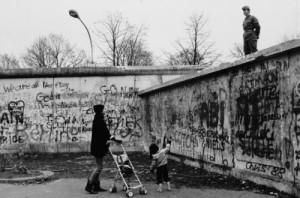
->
69 9 94 64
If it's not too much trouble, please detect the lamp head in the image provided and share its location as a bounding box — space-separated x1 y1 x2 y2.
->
69 10 80 19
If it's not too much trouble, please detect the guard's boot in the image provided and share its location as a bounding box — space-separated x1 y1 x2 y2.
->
94 180 107 192
85 178 98 194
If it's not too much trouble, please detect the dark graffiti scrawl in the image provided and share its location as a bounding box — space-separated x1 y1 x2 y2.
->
148 81 232 167
145 58 298 181
0 79 143 148
233 67 283 161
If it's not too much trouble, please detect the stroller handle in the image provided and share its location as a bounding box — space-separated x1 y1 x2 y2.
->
107 139 123 145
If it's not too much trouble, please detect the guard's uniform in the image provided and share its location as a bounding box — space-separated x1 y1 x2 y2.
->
243 15 260 55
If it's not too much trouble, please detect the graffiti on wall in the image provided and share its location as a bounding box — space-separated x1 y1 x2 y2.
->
0 78 143 148
99 84 142 142
148 80 233 167
234 67 282 160
230 59 294 179
145 57 300 181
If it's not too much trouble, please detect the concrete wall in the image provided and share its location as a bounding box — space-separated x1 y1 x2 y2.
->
139 40 300 195
0 66 203 153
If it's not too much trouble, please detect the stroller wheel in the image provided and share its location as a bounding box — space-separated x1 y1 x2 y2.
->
139 187 147 195
109 186 117 193
123 184 127 191
126 190 134 197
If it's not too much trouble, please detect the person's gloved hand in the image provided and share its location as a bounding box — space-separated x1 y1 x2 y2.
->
114 139 122 144
110 135 122 144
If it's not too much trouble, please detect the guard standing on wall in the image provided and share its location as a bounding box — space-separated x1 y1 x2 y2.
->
85 104 122 194
242 6 261 55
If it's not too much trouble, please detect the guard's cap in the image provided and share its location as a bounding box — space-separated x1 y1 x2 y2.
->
242 6 250 11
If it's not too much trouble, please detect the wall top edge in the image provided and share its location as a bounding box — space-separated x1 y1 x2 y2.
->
138 39 300 96
0 65 207 79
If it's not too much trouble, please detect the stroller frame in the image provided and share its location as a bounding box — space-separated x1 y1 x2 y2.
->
108 141 147 197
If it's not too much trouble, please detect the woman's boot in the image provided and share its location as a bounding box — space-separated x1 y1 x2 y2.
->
94 180 107 192
85 178 98 194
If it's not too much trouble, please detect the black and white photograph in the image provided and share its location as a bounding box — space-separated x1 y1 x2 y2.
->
0 0 300 197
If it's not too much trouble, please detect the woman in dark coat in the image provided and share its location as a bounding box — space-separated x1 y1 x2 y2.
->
85 104 121 194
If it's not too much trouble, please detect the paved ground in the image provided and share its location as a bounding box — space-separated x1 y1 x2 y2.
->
1 152 290 197
0 178 274 198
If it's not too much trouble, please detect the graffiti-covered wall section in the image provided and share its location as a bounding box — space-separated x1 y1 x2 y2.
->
231 57 291 180
140 40 300 195
0 66 198 152
144 77 233 166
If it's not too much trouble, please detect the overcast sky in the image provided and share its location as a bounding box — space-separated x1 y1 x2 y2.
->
0 0 299 64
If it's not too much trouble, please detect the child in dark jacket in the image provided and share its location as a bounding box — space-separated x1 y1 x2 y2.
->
149 139 171 192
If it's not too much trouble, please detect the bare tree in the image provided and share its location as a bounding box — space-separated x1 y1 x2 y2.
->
229 42 244 59
122 26 154 66
166 13 219 66
0 54 20 69
128 41 153 66
95 13 153 66
23 34 87 68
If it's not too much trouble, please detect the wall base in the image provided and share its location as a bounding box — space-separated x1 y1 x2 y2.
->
168 154 299 197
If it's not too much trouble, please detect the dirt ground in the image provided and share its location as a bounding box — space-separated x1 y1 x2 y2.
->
2 152 295 198
0 169 42 179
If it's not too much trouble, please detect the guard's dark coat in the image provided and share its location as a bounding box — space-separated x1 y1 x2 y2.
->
243 15 260 41
90 105 111 158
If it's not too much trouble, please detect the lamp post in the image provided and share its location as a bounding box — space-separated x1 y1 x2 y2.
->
69 9 94 64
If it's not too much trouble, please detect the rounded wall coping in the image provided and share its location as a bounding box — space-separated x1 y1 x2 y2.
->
139 39 300 96
0 65 207 79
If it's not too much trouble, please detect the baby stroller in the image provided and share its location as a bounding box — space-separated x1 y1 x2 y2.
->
108 140 147 197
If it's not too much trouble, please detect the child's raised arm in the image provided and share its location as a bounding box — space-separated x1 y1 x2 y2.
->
161 140 171 154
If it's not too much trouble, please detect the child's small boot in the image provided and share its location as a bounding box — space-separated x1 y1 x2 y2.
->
167 182 171 191
157 184 163 192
